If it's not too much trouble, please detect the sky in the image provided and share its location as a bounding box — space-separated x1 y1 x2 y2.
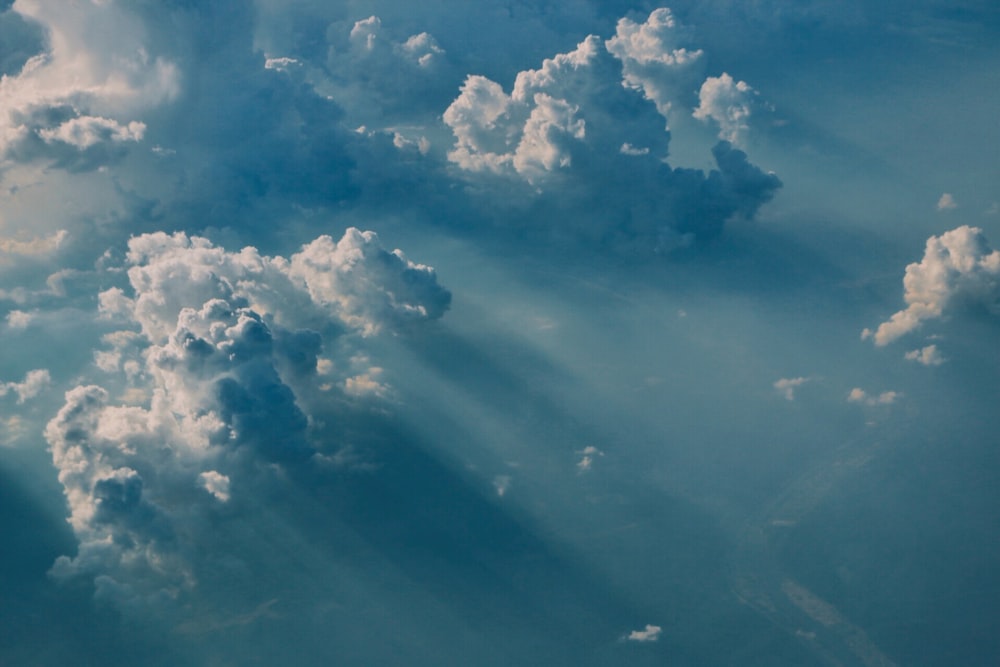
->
1 1 999 665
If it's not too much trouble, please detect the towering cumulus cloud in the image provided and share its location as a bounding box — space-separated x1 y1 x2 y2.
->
441 8 780 244
45 228 449 602
693 73 757 145
865 226 1000 345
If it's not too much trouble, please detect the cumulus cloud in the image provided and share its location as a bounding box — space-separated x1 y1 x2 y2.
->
5 309 32 328
0 368 50 403
773 376 808 401
317 14 455 130
693 73 756 145
287 228 451 335
38 116 145 149
576 445 604 472
847 388 900 406
198 470 230 502
937 193 958 211
43 226 449 600
441 18 780 243
626 624 662 642
905 344 945 366
864 226 1000 345
605 8 703 118
443 37 598 183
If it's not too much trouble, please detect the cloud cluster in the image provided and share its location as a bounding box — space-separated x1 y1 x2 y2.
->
44 227 449 600
864 226 1000 345
440 9 781 243
0 0 177 169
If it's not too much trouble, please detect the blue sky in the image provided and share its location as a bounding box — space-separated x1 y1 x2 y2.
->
2 1 999 665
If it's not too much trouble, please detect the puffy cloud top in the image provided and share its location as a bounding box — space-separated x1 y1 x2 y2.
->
865 226 1000 345
117 227 449 341
441 16 780 243
288 228 451 335
45 226 449 600
693 73 756 145
605 8 703 117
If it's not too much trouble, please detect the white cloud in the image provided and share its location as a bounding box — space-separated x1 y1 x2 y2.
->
287 229 451 335
620 143 650 155
344 367 388 398
493 475 511 497
6 309 33 329
605 8 703 118
937 193 958 210
864 226 1000 345
0 368 51 403
847 388 900 406
38 116 145 149
0 1 178 165
693 73 756 145
905 344 945 366
350 16 382 52
626 624 662 642
42 225 450 599
511 93 586 182
441 19 780 241
773 376 808 401
199 470 230 502
576 445 604 472
398 32 444 68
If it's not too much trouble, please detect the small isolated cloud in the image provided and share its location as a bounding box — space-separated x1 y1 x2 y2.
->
864 226 1000 345
773 376 808 401
693 73 756 145
847 388 900 406
493 475 511 497
344 368 388 398
6 310 33 329
626 624 662 642
0 369 51 403
620 143 650 156
198 471 231 502
905 344 945 366
937 193 958 211
263 56 300 72
576 445 604 472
